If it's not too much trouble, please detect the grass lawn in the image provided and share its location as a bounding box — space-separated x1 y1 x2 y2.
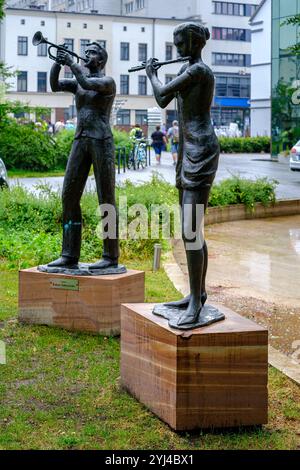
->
0 259 299 450
8 169 66 179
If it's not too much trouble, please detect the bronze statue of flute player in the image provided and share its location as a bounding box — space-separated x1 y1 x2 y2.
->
131 23 225 330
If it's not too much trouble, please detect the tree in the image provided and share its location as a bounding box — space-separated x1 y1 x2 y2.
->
282 15 300 55
0 0 5 20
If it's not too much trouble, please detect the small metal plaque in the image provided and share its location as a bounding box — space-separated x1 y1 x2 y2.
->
50 278 79 291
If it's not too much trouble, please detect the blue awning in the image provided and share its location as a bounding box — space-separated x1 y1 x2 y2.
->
214 97 250 108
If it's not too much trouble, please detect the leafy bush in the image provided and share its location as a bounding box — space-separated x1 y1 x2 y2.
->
113 128 132 153
0 175 277 269
219 137 270 154
0 120 57 171
209 176 277 209
0 122 133 171
54 129 75 168
0 176 178 268
53 128 132 168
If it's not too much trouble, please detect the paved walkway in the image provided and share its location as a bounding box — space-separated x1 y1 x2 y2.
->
172 215 300 366
9 152 300 200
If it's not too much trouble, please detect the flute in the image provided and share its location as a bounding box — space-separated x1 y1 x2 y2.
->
128 56 192 73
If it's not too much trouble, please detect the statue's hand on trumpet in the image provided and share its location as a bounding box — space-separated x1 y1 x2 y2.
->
32 31 87 64
55 49 74 67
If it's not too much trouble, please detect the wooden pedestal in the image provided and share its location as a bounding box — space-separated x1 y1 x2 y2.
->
121 303 268 430
18 268 145 335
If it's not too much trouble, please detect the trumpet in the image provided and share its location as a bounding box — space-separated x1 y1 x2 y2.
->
32 31 88 63
128 56 191 73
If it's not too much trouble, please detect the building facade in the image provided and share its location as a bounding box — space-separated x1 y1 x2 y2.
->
0 8 185 128
250 0 271 137
271 0 300 154
1 1 263 133
122 0 261 132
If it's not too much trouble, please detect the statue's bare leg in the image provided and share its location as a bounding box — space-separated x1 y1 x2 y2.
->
176 187 209 327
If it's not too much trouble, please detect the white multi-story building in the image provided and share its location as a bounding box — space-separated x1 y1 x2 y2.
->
6 0 122 14
249 0 271 136
1 1 263 132
122 0 261 131
0 7 186 127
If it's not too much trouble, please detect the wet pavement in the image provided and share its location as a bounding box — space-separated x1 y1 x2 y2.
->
9 152 300 200
173 215 300 363
205 215 300 308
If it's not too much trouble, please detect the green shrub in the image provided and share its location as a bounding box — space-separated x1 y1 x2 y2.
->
0 176 277 269
113 128 132 153
54 129 75 168
53 128 132 167
0 120 57 171
0 122 133 172
219 136 270 154
209 176 277 209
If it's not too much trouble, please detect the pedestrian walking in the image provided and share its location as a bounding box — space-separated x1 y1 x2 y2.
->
151 125 167 164
167 120 179 165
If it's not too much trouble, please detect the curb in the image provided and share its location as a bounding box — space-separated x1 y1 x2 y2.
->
205 199 300 226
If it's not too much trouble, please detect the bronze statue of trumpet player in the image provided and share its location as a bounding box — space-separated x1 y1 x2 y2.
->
133 23 225 330
33 32 124 275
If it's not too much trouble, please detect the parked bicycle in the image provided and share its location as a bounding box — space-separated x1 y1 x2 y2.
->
127 139 147 170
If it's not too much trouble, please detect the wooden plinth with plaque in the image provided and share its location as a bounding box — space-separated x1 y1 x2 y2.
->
18 267 145 336
121 303 268 430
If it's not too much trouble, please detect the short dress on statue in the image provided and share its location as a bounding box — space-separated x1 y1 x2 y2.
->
175 62 220 191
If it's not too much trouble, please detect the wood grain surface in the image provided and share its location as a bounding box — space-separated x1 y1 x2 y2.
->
18 268 145 335
121 303 268 430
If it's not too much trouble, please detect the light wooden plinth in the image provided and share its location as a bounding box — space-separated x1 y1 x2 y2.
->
121 303 268 431
19 268 145 335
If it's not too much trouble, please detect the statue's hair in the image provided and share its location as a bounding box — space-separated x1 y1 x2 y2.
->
173 22 210 46
86 41 108 67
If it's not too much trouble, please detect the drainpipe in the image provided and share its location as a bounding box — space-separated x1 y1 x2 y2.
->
152 18 155 58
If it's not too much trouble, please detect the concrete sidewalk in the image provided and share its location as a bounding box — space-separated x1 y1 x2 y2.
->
9 152 300 200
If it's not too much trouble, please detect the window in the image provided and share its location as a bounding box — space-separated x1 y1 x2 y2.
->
117 109 130 125
138 76 147 95
98 40 106 49
17 71 27 92
135 109 147 126
18 36 28 56
37 40 47 57
80 39 90 57
213 2 257 17
138 43 147 62
120 42 129 60
166 43 173 61
165 74 176 84
211 107 245 127
83 23 87 29
41 21 45 26
37 72 47 92
136 0 145 9
64 38 74 52
125 1 134 13
212 27 251 42
99 24 103 29
212 53 251 67
67 22 71 28
123 26 127 31
215 74 250 98
227 77 240 97
21 19 25 25
120 74 129 94
141 27 145 32
64 66 73 78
